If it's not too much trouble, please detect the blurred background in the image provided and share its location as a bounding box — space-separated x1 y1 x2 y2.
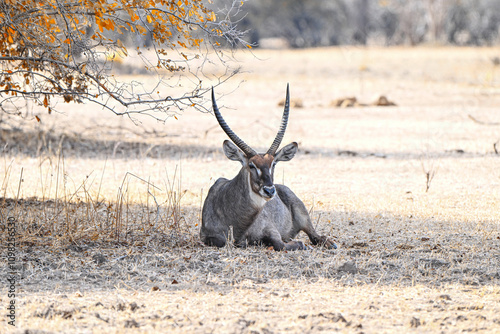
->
217 0 500 48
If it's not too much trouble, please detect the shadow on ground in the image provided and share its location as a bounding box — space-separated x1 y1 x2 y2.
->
2 127 495 160
1 197 498 296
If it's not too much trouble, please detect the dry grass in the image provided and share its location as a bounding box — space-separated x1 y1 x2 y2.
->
1 46 500 333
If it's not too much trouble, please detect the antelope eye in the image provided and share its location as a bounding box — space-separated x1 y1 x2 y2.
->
249 163 256 169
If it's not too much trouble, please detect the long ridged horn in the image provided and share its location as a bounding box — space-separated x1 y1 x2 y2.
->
212 88 257 157
267 84 290 155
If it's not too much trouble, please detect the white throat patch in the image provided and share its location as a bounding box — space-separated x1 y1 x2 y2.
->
247 173 266 208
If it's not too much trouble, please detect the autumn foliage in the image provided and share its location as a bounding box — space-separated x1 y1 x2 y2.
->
0 0 244 118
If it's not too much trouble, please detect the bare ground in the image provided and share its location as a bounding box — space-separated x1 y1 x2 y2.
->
1 46 500 333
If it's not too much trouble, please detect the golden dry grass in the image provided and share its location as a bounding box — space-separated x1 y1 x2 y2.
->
1 46 500 333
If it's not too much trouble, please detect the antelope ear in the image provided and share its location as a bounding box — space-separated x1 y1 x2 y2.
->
275 142 298 162
223 140 247 165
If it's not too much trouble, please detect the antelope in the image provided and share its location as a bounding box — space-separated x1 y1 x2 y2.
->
201 85 336 251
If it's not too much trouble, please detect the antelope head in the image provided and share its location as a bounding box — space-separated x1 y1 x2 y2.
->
212 85 298 202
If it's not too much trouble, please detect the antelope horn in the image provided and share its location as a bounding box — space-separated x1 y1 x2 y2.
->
267 84 290 155
212 88 257 157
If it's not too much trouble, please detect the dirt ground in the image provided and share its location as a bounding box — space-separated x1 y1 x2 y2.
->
1 46 500 333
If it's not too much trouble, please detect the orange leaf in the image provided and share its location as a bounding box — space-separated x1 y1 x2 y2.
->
96 18 104 32
136 25 147 34
107 19 115 31
43 96 48 107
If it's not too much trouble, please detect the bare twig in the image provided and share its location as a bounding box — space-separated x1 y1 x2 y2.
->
1 0 250 120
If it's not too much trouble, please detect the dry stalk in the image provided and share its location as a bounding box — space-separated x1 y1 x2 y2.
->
163 165 187 235
1 156 14 202
420 155 439 193
96 158 108 206
147 187 161 229
114 171 163 242
14 167 23 213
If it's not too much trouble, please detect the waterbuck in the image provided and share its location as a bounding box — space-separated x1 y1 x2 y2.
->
201 85 336 251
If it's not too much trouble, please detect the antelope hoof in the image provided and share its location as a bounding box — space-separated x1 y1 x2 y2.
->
284 240 306 251
204 236 227 248
319 236 337 249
